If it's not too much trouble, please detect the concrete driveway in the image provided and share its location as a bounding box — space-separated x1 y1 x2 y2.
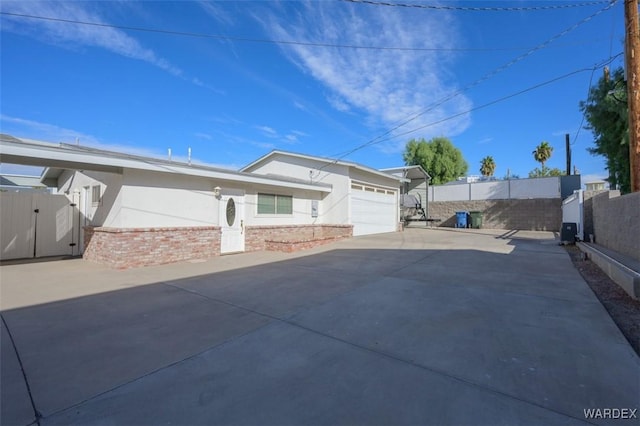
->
1 229 638 425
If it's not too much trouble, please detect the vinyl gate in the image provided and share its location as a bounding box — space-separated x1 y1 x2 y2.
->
0 192 79 260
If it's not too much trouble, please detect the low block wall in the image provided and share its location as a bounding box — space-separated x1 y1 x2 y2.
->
591 191 640 262
245 224 353 252
428 199 562 231
84 226 221 269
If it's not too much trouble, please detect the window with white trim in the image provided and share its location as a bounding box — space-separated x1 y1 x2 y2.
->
257 193 293 214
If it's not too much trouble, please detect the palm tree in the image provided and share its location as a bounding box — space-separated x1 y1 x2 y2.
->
480 156 496 177
532 141 553 169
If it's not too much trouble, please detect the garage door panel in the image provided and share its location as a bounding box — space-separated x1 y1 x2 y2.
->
351 187 396 236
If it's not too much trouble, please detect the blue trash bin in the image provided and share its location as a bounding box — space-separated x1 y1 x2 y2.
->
456 211 469 228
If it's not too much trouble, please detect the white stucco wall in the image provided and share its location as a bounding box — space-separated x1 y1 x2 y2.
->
57 166 335 229
110 169 325 229
246 154 351 225
243 184 322 226
119 169 219 228
57 169 123 227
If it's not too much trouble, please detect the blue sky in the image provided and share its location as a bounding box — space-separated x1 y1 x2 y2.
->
0 1 626 184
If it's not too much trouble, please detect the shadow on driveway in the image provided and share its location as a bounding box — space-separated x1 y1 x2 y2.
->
2 236 638 425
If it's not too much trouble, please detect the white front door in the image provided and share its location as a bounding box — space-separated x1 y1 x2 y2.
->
220 190 245 254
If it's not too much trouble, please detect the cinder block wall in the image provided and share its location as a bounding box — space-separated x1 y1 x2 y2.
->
591 191 640 262
583 189 608 239
84 226 221 269
428 199 562 231
245 224 353 252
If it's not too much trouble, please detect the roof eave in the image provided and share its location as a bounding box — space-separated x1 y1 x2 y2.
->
242 150 405 183
1 138 331 193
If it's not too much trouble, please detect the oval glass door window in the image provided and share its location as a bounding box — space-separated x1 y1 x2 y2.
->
226 198 236 226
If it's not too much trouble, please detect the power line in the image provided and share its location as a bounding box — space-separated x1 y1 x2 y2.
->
323 54 622 173
0 11 589 53
572 69 598 147
0 11 619 54
321 0 619 167
343 0 612 12
572 52 625 147
380 55 624 145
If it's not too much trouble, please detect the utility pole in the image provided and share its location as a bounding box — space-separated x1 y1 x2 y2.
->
565 133 571 175
625 0 640 192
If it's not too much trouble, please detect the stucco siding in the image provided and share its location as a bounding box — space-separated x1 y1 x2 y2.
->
243 186 322 226
57 169 123 227
120 169 218 228
247 155 351 225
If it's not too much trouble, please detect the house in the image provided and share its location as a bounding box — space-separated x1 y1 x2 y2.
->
585 180 607 191
241 151 405 236
0 174 49 193
0 135 405 268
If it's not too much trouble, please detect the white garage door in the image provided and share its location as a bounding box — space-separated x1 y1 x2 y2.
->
351 183 397 236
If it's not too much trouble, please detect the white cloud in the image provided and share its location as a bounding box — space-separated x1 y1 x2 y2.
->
1 1 182 76
253 142 277 150
1 115 102 146
2 114 167 159
254 125 307 145
477 137 494 145
256 126 278 138
293 100 308 112
259 1 472 152
195 132 213 140
198 1 235 26
1 115 239 170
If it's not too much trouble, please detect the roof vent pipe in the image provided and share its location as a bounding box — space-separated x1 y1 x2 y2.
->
188 147 192 165
168 148 172 161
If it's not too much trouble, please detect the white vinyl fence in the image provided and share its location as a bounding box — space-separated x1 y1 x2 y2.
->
0 192 78 260
429 177 561 202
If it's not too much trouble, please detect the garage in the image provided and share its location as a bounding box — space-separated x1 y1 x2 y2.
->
350 182 397 236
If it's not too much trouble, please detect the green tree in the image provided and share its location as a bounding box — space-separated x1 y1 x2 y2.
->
528 166 564 178
579 67 630 193
532 141 553 169
403 137 468 184
479 156 496 177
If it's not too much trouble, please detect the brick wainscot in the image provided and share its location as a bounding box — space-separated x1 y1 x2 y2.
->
84 224 354 268
83 226 221 269
245 224 353 253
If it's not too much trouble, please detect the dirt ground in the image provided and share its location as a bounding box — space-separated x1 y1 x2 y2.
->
565 245 640 356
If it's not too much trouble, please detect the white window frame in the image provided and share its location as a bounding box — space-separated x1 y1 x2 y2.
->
257 193 293 215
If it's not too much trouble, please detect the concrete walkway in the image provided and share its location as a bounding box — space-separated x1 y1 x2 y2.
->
1 229 638 425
